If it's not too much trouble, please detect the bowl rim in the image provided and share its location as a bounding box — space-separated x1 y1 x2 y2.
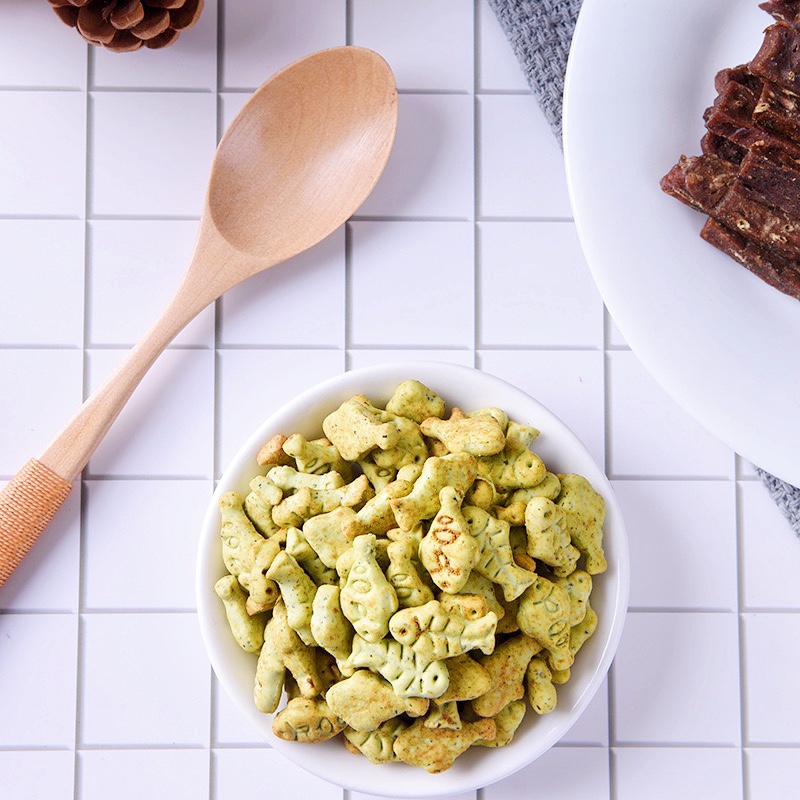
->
196 360 630 797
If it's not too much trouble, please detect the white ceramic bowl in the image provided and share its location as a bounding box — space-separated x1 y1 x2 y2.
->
196 361 629 797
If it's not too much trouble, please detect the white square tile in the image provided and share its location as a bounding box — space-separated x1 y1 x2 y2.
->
613 612 741 745
213 676 265 745
217 349 344 475
743 612 800 744
0 91 86 216
478 349 606 470
349 221 474 347
0 481 81 613
213 748 342 799
83 479 212 610
88 219 214 347
92 0 217 90
81 612 210 745
614 747 743 800
0 220 84 346
0 2 86 88
746 747 800 797
0 750 75 800
478 94 571 218
356 94 474 219
478 221 604 348
0 613 77 746
86 348 215 478
478 1 529 91
485 746 609 800
220 227 345 347
0 349 84 473
607 350 735 478
352 0 474 92
222 0 346 90
740 480 800 609
90 92 217 217
80 749 210 800
561 677 609 746
612 479 738 611
347 349 476 371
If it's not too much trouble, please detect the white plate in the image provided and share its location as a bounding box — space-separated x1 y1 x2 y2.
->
196 361 629 798
563 0 800 487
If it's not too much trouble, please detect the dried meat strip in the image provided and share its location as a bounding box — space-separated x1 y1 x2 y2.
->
749 22 800 96
752 81 800 144
704 76 763 140
759 0 800 25
713 65 764 96
737 139 800 217
660 154 739 213
700 217 800 300
701 131 747 164
715 181 800 260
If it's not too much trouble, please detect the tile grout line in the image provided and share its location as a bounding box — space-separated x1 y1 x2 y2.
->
209 1 227 796
472 0 480 369
734 455 749 800
73 36 94 800
344 0 354 372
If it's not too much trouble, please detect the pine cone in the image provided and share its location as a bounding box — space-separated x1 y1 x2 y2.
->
48 0 204 52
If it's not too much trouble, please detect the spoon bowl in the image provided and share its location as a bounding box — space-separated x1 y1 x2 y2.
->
0 45 397 588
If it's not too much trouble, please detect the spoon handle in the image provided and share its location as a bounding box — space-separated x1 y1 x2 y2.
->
0 279 208 588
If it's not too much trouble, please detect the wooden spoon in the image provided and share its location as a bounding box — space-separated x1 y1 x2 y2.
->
0 46 397 587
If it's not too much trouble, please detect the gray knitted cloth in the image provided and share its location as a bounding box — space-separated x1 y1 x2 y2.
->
488 0 800 537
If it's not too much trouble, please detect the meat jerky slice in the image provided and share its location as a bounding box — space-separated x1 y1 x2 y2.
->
752 81 800 144
715 181 800 260
738 139 800 217
759 0 800 25
701 217 800 300
660 154 739 213
749 22 800 96
701 131 746 165
704 76 763 138
713 64 764 97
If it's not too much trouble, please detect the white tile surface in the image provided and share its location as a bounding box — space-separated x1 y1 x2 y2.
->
478 221 604 349
0 349 84 471
0 613 78 747
80 749 210 800
612 479 738 611
349 220 475 347
742 613 800 744
0 750 75 800
86 348 215 478
352 0 474 92
614 612 741 745
0 219 85 346
0 1 796 797
485 746 610 799
90 92 217 217
358 94 475 219
614 747 743 800
82 479 212 610
746 747 800 797
80 613 210 746
607 350 735 478
88 219 214 347
0 91 86 216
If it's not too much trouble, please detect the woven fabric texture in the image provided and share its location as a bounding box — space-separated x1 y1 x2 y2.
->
488 0 800 536
486 0 582 142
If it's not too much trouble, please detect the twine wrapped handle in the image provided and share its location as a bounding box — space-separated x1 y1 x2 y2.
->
0 459 72 587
